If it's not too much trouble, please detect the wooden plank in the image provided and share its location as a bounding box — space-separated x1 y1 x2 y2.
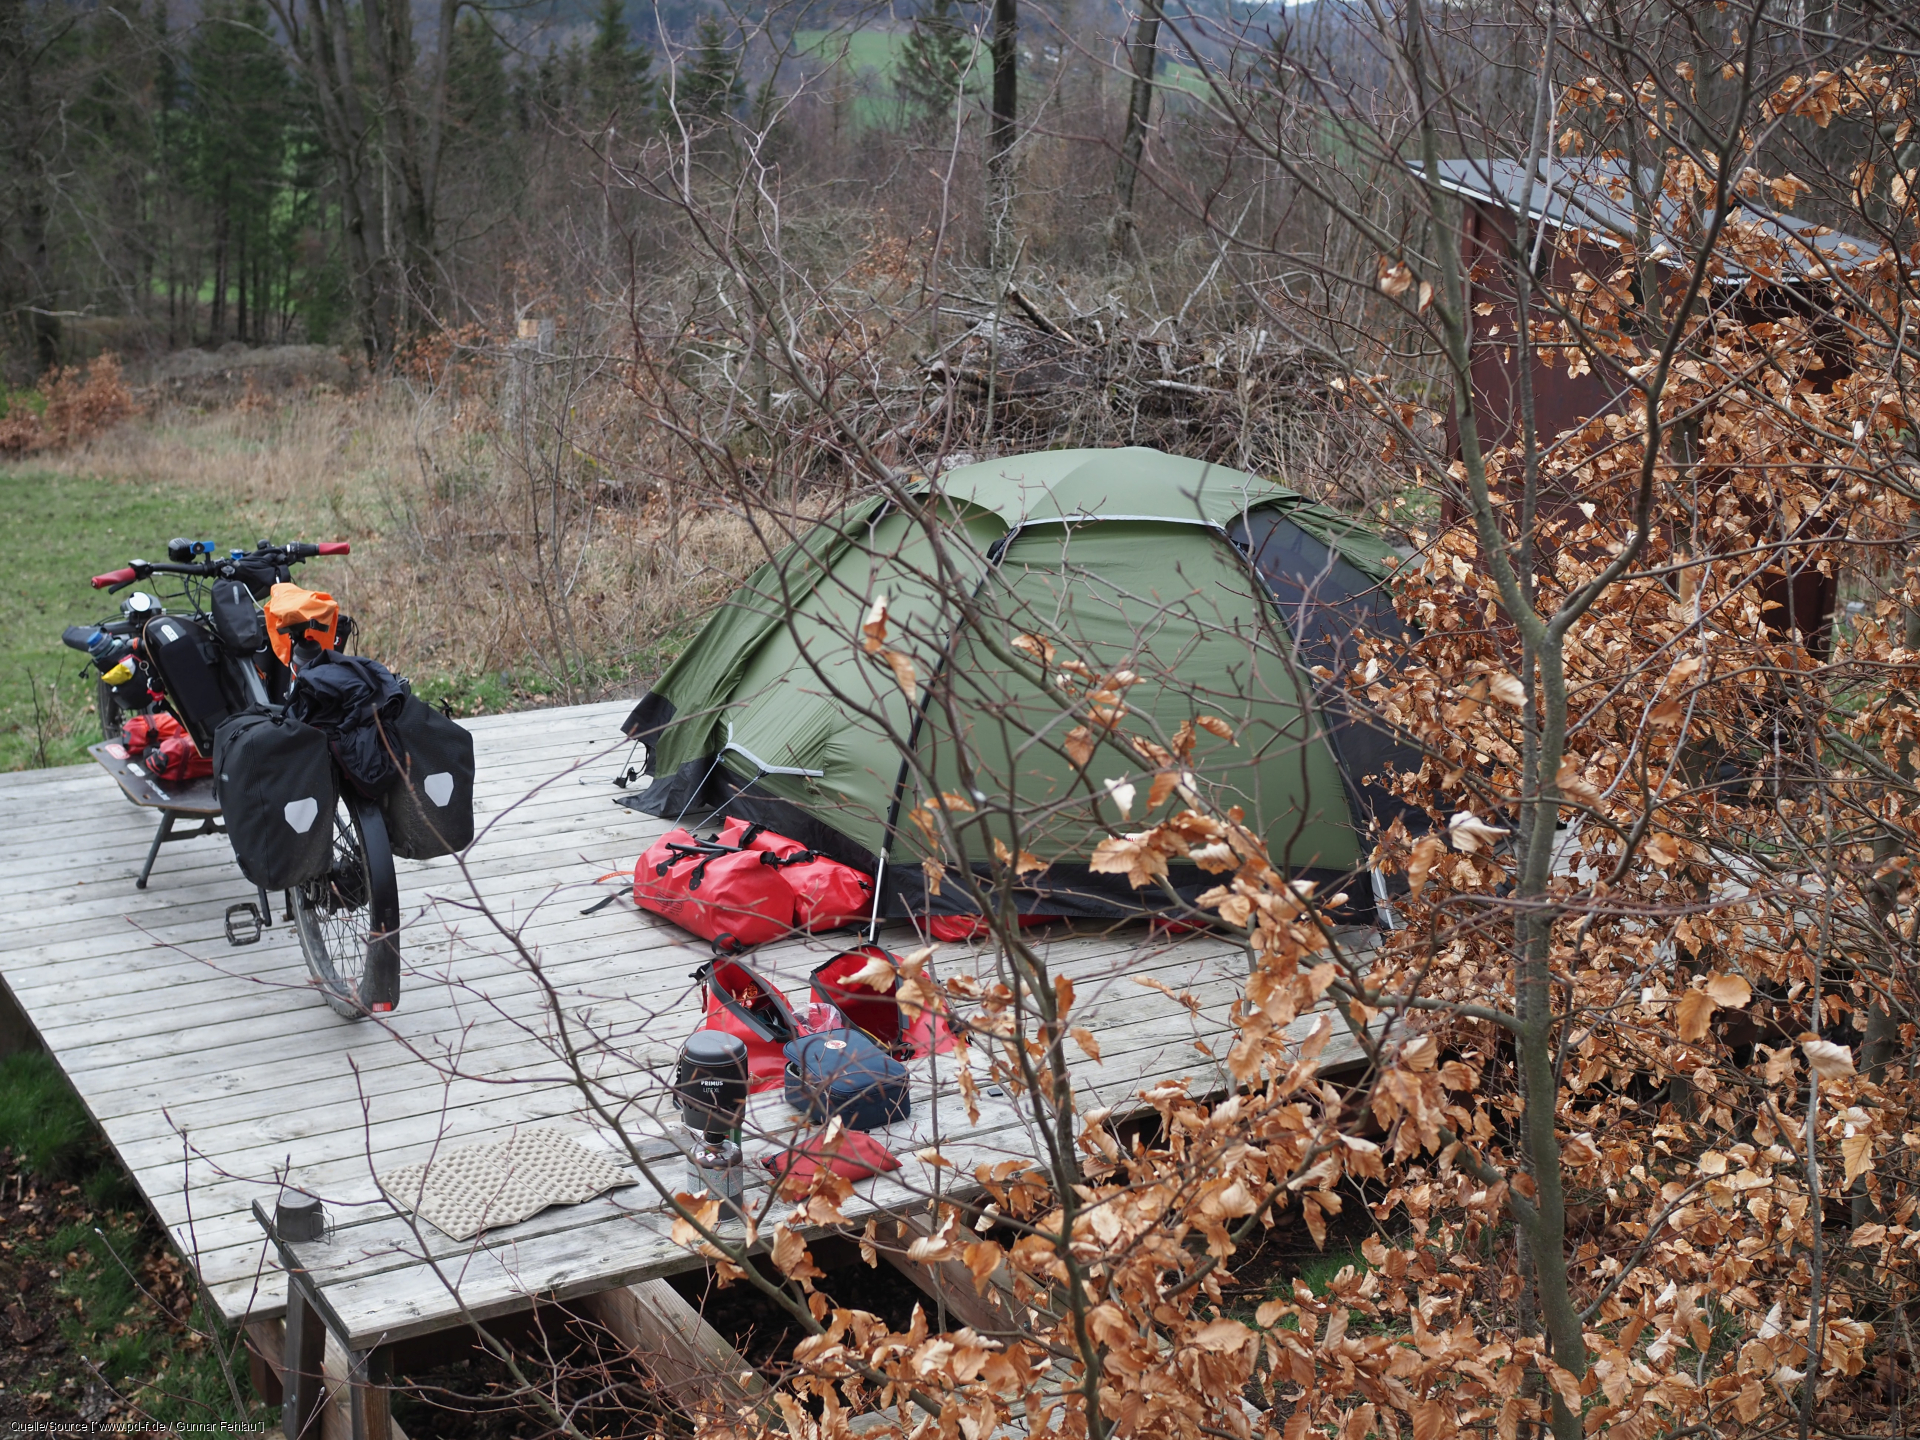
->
875 1212 1015 1337
577 1280 772 1418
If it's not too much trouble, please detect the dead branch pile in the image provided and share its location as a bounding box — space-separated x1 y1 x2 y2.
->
900 291 1392 508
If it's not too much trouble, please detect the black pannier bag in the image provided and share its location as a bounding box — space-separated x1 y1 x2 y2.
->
213 710 337 890
378 696 476 860
142 615 233 752
210 578 267 655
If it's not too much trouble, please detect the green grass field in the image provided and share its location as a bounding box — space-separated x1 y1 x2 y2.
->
790 27 991 129
0 469 308 772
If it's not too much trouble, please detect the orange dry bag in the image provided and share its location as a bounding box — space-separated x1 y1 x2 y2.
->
265 582 340 664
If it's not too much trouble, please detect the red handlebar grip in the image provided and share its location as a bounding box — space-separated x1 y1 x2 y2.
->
318 542 351 555
91 567 138 589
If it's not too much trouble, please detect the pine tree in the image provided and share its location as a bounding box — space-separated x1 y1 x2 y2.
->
185 0 291 344
448 12 511 138
896 0 978 130
671 17 744 123
587 0 655 122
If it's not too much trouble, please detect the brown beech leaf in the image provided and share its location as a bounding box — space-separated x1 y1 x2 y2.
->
1194 714 1236 743
1010 631 1055 666
670 1193 721 1249
1147 770 1179 810
1705 972 1751 1008
1802 1038 1856 1078
845 954 897 991
1676 988 1717 1042
1064 725 1094 768
770 1223 823 1280
1378 259 1414 297
1090 831 1171 888
1644 832 1682 867
962 1240 1004 1291
1448 811 1508 852
991 837 1046 874
860 594 889 653
1070 1026 1102 1064
1547 1366 1584 1413
1407 834 1447 897
1553 757 1602 805
1189 1317 1253 1352
1487 671 1526 707
1842 1131 1874 1185
878 648 918 701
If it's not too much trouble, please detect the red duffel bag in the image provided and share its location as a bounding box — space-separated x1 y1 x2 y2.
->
719 817 874 932
634 828 795 952
694 957 800 1092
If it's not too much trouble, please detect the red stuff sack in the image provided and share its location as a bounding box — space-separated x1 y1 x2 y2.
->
634 828 794 952
811 945 905 1048
719 818 874 932
811 945 959 1058
925 912 1060 943
121 712 187 757
694 957 800 1092
142 731 213 782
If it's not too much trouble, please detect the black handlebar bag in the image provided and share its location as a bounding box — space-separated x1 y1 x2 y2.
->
213 709 337 890
377 696 476 860
210 578 268 656
142 615 234 752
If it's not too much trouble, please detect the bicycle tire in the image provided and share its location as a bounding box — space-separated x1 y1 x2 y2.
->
291 792 401 1019
96 679 129 741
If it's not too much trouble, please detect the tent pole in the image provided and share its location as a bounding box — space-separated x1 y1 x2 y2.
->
866 532 1016 945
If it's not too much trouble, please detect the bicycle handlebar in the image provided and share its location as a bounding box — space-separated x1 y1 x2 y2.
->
87 541 349 589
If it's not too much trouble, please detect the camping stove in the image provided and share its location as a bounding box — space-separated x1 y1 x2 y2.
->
674 1029 750 1220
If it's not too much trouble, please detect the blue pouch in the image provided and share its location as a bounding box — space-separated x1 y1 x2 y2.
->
782 1028 911 1131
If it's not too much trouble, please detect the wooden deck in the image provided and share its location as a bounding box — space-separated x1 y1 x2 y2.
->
0 699 1357 1371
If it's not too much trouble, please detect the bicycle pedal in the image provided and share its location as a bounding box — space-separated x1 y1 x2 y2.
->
224 902 265 947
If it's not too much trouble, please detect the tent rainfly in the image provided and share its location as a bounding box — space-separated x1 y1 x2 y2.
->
620 447 1425 927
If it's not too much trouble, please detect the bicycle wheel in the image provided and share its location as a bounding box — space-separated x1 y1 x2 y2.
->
291 792 401 1019
97 680 130 741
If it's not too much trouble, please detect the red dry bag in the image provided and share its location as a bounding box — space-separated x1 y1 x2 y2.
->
693 957 800 1092
122 712 188 757
719 818 874 932
634 828 794 952
142 731 213 782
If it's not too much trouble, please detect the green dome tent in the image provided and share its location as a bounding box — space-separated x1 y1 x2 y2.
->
619 447 1424 926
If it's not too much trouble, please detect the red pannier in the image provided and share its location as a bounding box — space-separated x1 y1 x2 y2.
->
634 828 795 953
694 957 800 1092
719 818 873 932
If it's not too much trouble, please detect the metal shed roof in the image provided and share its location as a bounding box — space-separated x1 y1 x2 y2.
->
1411 156 1880 282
